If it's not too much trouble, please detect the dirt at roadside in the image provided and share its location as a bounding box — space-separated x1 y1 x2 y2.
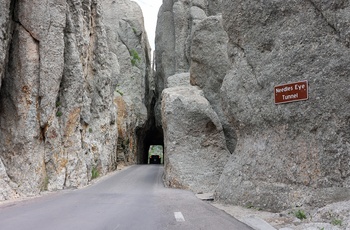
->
212 200 350 230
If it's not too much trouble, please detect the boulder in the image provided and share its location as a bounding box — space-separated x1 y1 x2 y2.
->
155 0 224 129
190 15 236 153
161 85 230 193
166 72 190 88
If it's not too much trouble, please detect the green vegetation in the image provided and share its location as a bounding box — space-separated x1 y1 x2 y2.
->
41 176 49 191
331 219 342 226
148 145 163 164
89 128 93 133
294 210 307 220
56 100 63 117
115 89 124 96
245 204 262 211
130 49 141 66
91 166 99 180
56 111 63 117
246 204 262 211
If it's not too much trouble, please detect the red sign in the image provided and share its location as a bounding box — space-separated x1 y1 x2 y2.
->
274 80 308 104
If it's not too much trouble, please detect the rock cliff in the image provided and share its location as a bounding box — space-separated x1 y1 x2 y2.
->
0 0 152 200
156 0 350 211
155 0 223 128
2 0 350 212
101 0 153 165
157 0 230 192
161 77 230 193
215 0 350 211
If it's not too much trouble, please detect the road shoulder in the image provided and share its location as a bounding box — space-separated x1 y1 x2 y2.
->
207 197 350 230
196 193 350 230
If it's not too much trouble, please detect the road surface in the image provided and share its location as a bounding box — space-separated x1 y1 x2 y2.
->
0 165 253 230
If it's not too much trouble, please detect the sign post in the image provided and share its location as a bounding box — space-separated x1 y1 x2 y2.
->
274 80 308 104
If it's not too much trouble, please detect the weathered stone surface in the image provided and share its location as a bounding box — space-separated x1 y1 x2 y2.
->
0 0 12 90
215 0 350 211
101 0 153 165
17 0 67 128
155 0 222 83
0 159 17 200
190 15 236 153
0 23 45 196
0 0 152 200
0 0 15 199
156 0 232 195
312 200 350 229
155 0 224 129
166 72 190 88
161 85 230 193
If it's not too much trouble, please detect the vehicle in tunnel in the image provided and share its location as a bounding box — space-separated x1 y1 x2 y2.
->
148 145 163 164
136 124 164 164
149 155 161 164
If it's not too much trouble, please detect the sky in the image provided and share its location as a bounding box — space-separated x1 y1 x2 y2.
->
132 0 163 52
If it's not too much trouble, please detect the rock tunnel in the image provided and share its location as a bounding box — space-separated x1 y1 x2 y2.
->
136 123 164 164
134 89 164 164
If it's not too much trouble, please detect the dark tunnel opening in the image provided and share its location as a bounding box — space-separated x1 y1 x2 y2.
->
134 65 164 164
136 125 164 164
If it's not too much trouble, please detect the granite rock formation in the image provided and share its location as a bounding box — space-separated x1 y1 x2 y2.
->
156 0 350 211
101 0 153 165
0 0 152 200
215 0 350 211
161 82 230 193
156 0 231 193
189 15 236 153
155 0 223 129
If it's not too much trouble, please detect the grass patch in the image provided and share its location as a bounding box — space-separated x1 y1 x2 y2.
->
245 204 262 210
56 111 63 117
41 176 49 191
331 219 342 226
91 166 99 180
130 49 141 66
294 210 307 220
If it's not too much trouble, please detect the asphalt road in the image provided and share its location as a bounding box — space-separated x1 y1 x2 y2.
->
0 165 253 230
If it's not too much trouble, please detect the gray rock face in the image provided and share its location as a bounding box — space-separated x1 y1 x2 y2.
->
166 72 190 88
156 0 233 194
161 85 230 193
190 15 236 153
101 0 153 165
215 0 350 211
0 0 12 89
0 0 15 199
155 0 223 128
0 0 151 200
0 0 116 197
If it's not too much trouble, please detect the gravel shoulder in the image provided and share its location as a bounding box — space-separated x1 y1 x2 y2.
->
211 200 350 230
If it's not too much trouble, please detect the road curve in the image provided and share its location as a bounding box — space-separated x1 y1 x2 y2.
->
0 165 253 230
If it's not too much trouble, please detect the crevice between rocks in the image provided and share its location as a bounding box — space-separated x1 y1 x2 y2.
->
307 0 350 48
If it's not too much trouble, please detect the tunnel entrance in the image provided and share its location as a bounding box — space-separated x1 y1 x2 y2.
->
148 145 163 164
136 124 164 164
